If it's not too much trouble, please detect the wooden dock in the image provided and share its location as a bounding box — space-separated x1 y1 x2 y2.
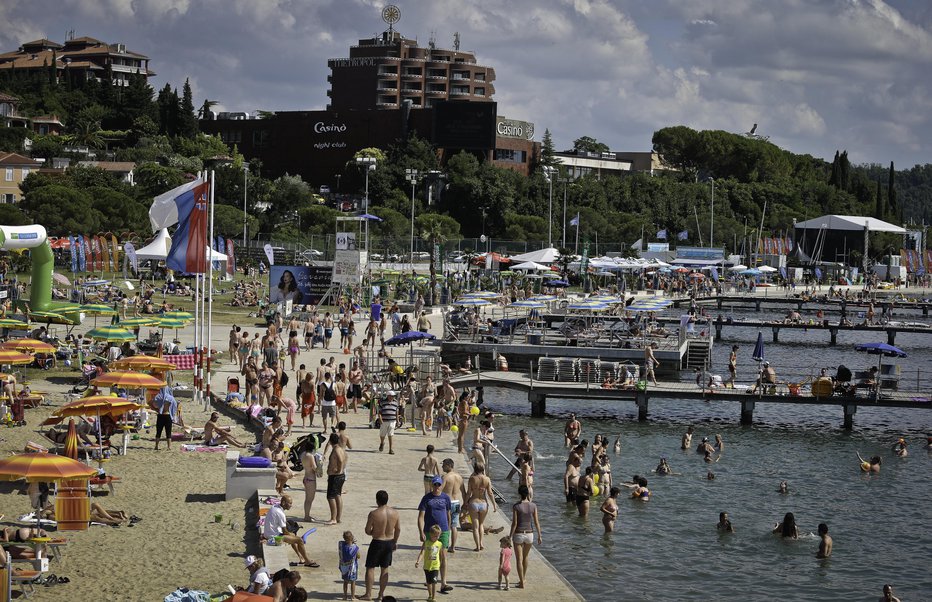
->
451 371 932 429
672 293 932 315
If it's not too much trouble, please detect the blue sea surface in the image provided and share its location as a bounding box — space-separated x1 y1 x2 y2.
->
478 317 932 601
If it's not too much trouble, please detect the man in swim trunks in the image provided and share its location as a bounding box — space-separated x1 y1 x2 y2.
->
564 455 581 503
326 433 347 525
418 445 441 493
363 490 400 601
441 458 467 553
204 412 248 448
348 361 364 413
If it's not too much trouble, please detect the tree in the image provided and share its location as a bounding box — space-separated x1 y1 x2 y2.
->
417 214 460 305
19 185 104 234
157 84 180 136
875 179 884 220
572 135 610 155
178 78 199 139
213 203 258 239
540 128 559 168
888 161 897 218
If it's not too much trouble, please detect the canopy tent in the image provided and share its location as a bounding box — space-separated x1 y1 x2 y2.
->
512 261 553 271
509 247 560 264
794 215 906 266
134 228 172 260
133 229 228 263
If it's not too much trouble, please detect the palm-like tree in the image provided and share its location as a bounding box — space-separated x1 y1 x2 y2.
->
420 217 448 305
556 246 575 280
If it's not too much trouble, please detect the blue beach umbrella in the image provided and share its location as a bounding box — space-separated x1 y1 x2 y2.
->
752 331 765 362
855 342 907 395
545 280 569 287
385 331 436 346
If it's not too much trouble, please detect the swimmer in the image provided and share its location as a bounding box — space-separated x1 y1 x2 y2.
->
816 523 832 558
706 471 715 480
681 426 694 450
600 487 620 533
778 480 788 494
857 452 882 473
926 436 932 450
716 512 734 533
879 583 901 602
631 477 650 501
613 436 621 454
655 458 671 475
891 438 908 457
773 512 799 539
697 437 715 456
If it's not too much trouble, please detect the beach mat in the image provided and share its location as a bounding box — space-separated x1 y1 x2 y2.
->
180 444 229 452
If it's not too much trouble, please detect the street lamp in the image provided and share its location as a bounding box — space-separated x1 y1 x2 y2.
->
356 157 377 252
707 176 715 249
542 166 555 247
334 173 341 193
242 164 248 247
480 206 489 252
406 168 420 270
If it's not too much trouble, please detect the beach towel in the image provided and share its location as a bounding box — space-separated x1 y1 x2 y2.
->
180 444 229 452
164 588 211 602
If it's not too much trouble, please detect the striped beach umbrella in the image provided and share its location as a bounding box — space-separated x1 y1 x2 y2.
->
454 298 491 306
80 303 117 327
162 310 193 321
0 350 35 365
0 318 27 328
508 300 546 309
528 295 556 301
63 418 79 460
111 354 176 371
461 291 500 298
120 317 159 328
54 396 145 419
0 452 98 483
567 300 610 311
626 298 674 312
91 371 166 389
86 325 136 343
0 339 55 354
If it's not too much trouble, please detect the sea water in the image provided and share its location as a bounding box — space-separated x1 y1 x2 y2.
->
477 315 932 601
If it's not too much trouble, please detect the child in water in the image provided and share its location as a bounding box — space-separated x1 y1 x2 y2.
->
338 530 359 600
498 536 513 590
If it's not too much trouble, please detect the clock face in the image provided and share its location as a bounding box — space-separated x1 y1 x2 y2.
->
382 5 400 25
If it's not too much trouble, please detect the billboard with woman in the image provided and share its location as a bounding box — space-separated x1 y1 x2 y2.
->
269 265 333 306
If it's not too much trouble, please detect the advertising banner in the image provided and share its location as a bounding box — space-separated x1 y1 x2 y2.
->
336 232 357 250
333 250 367 284
268 265 333 306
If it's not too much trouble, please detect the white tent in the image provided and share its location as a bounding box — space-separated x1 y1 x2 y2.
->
133 229 228 263
509 247 560 264
512 261 552 271
134 228 172 260
794 215 905 233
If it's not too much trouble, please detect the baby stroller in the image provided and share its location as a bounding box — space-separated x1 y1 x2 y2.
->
287 433 326 472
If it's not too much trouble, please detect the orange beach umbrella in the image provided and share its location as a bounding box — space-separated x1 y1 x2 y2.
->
111 355 176 371
0 339 55 354
0 350 34 365
0 452 97 483
53 396 145 419
91 371 166 389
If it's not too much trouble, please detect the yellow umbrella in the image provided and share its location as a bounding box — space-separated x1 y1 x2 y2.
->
91 371 166 389
0 349 34 365
0 452 97 482
53 396 145 419
0 338 55 354
111 355 176 371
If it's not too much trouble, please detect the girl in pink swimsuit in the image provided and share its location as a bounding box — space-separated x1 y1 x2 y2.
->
498 536 513 590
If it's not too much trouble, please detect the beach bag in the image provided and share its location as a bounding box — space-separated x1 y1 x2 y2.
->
286 518 300 534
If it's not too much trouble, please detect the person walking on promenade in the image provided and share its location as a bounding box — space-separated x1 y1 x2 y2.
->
509 485 541 590
441 458 467 553
363 490 401 601
465 462 497 552
378 392 399 454
418 475 453 595
326 433 347 525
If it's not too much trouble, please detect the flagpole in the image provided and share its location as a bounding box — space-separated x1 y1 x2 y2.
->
205 170 216 410
575 219 579 256
193 171 202 405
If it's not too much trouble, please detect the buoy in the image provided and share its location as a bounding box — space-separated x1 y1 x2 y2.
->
470 406 480 416
860 462 870 472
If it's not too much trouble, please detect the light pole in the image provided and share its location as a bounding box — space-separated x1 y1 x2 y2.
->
480 206 488 252
242 164 248 247
356 157 377 252
707 177 715 249
542 166 555 247
334 173 341 192
406 168 419 270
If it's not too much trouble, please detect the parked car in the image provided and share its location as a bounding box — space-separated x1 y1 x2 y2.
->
300 249 323 259
370 253 384 261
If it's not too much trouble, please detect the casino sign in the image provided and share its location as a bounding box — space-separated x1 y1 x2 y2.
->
496 117 535 141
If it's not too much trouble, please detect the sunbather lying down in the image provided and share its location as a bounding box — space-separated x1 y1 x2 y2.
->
0 526 48 543
90 503 140 526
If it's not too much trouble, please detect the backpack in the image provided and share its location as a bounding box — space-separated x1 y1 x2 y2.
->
323 383 336 402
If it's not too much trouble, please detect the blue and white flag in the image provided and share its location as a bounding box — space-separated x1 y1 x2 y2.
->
710 266 719 281
69 235 77 273
151 179 210 274
569 213 579 227
656 229 667 240
77 236 86 272
814 268 823 280
677 230 689 241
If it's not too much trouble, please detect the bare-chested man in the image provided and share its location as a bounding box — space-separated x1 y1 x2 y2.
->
506 430 534 480
326 433 347 525
441 458 467 553
564 413 581 447
564 455 581 504
681 426 694 450
301 448 318 522
419 385 436 435
348 361 364 413
418 444 442 493
363 490 401 601
204 412 248 447
455 390 470 454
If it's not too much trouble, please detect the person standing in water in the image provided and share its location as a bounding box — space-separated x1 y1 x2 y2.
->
600 487 620 533
681 426 694 450
816 523 833 558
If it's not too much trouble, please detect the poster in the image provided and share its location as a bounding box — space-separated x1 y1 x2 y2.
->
268 265 333 305
336 232 357 250
333 250 367 284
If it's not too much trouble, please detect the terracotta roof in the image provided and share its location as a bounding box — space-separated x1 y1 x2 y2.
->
32 115 63 124
21 39 62 50
63 36 107 47
0 92 19 103
77 161 136 172
0 153 43 167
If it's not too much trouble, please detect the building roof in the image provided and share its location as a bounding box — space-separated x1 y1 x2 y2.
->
0 92 19 103
794 215 906 234
77 161 135 172
0 152 43 167
32 115 63 124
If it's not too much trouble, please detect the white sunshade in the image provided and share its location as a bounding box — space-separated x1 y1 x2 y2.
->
509 247 560 264
794 215 906 233
728 264 748 272
758 265 778 273
512 261 553 271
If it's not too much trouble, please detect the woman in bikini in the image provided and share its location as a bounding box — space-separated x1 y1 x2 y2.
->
287 330 300 371
465 462 497 551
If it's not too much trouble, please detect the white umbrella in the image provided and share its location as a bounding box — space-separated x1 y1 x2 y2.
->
758 265 778 273
728 264 748 272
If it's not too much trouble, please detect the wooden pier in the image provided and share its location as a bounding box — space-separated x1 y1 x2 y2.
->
672 294 932 315
451 371 932 429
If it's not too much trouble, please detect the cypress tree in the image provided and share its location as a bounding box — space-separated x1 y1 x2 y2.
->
829 150 839 187
887 161 897 218
875 179 883 220
839 150 850 191
178 78 199 139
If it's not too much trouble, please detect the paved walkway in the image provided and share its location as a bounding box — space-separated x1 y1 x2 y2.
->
210 327 581 601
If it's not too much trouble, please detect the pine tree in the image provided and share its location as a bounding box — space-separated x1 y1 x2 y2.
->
839 150 850 190
540 128 558 169
829 150 839 187
49 51 57 87
875 179 883 220
157 84 180 136
887 161 897 218
178 78 199 139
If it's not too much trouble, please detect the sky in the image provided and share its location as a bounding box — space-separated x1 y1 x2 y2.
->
2 0 931 168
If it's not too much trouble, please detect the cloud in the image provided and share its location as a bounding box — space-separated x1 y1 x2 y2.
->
0 0 929 166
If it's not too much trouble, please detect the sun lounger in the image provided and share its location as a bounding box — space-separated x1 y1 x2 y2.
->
89 475 120 496
10 567 45 598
